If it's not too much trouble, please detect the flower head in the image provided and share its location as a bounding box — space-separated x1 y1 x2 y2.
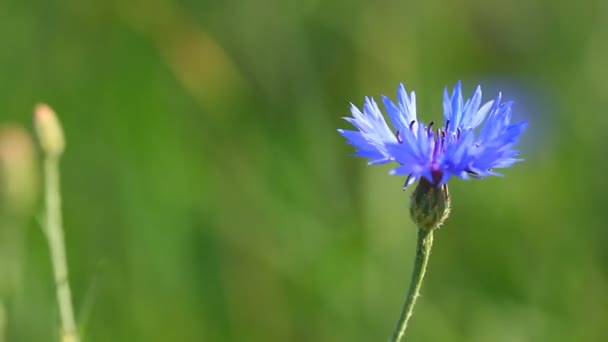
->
338 81 528 188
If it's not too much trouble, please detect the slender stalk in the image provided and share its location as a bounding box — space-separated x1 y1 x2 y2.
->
43 157 79 342
0 300 6 342
391 228 434 342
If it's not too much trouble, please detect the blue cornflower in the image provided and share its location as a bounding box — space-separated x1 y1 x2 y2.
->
338 81 528 188
341 83 530 340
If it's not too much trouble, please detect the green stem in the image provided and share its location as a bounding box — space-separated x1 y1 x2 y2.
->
391 228 434 342
0 300 6 342
43 157 80 342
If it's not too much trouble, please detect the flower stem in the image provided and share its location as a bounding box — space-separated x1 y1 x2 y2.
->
391 228 434 342
43 157 80 342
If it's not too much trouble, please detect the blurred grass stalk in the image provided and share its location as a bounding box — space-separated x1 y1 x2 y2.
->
34 104 80 342
0 124 38 342
0 301 5 342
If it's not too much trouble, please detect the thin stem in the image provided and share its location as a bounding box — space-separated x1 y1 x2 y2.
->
43 157 80 342
391 228 434 342
0 300 6 342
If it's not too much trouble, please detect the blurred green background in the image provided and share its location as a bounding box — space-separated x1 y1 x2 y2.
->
1 0 607 341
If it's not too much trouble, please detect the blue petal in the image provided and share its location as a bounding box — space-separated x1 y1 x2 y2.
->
389 164 424 176
382 95 408 133
450 81 463 129
338 82 527 183
396 83 417 124
386 142 424 167
443 87 452 125
368 158 392 165
337 129 368 147
460 86 489 129
467 99 494 129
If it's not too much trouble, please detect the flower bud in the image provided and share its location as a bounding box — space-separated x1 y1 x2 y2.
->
34 103 65 158
409 178 451 230
0 124 38 217
0 124 37 297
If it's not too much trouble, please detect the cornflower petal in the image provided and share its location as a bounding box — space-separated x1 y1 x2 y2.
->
338 81 527 187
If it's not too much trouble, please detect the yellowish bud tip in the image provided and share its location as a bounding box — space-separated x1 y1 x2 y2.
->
409 178 451 231
34 103 65 158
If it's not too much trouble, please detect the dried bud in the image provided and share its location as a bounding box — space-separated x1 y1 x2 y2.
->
409 178 451 231
34 103 65 158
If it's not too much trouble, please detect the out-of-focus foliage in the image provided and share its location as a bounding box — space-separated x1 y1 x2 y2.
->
0 0 607 341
